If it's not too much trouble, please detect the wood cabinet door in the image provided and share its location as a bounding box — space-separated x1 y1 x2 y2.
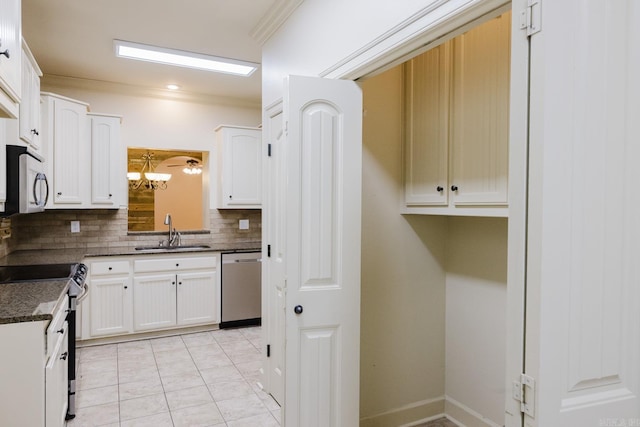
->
90 276 131 337
404 43 450 206
176 270 217 326
133 273 176 331
450 13 510 205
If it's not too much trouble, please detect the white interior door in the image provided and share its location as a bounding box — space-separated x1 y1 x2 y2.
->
283 75 362 427
525 1 640 425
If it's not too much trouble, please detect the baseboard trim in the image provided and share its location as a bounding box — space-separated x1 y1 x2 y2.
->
445 396 503 427
360 397 445 427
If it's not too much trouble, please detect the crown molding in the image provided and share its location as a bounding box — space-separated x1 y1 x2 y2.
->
250 0 304 45
40 74 262 109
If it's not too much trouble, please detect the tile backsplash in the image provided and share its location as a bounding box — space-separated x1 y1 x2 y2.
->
1 208 261 254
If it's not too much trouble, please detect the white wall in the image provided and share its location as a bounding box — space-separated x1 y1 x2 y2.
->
360 65 447 424
445 216 507 426
40 78 261 209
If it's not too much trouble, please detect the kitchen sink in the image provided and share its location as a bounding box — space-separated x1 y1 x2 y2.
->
134 245 211 252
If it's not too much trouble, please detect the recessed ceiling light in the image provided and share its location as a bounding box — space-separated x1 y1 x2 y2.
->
114 40 259 77
166 84 180 90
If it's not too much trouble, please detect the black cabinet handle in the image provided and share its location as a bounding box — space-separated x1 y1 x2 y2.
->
57 328 64 334
0 49 9 59
436 186 443 192
451 185 458 192
124 286 128 289
31 129 39 136
57 192 62 196
60 352 68 361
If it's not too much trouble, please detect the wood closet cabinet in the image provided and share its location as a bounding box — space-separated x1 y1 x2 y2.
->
403 13 511 216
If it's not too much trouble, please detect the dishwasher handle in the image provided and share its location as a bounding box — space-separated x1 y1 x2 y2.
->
223 258 261 264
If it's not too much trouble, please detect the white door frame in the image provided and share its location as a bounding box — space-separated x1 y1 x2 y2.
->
318 1 529 426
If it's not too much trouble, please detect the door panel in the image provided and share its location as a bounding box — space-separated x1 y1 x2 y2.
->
284 75 362 427
526 1 640 425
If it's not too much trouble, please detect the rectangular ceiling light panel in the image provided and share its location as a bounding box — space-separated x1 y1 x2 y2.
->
114 40 259 76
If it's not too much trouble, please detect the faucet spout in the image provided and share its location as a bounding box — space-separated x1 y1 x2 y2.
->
164 214 174 246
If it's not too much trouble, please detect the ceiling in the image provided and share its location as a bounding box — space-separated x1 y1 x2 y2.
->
21 0 280 104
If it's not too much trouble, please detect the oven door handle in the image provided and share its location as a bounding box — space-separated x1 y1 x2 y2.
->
33 173 49 207
76 283 89 303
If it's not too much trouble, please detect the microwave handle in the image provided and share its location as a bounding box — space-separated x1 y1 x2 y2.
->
33 173 49 207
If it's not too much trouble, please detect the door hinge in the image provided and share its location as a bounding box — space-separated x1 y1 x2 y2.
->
267 244 271 257
513 373 535 417
268 143 272 157
519 0 541 37
267 344 271 357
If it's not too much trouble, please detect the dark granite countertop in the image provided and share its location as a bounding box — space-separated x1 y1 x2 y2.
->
0 279 69 324
0 244 260 324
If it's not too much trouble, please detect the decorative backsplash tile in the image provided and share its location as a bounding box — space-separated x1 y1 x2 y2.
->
1 208 261 254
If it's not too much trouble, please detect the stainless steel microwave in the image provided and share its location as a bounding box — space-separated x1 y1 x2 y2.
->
4 145 49 216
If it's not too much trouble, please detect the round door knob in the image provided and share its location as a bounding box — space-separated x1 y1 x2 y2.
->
294 305 303 315
451 185 459 192
436 186 443 192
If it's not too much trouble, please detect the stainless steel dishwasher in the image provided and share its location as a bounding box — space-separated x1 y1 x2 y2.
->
220 251 262 328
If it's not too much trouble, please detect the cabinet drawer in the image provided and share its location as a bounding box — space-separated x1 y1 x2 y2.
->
91 260 130 276
46 294 69 359
134 255 217 273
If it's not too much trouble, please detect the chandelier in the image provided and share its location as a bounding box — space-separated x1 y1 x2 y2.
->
127 152 172 190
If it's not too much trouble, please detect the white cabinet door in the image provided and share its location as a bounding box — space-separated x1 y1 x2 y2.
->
90 114 121 206
283 75 362 427
19 42 41 150
404 43 450 206
50 96 88 205
133 273 177 331
90 276 132 337
217 126 262 208
176 270 217 326
0 0 21 118
45 321 68 427
450 13 510 205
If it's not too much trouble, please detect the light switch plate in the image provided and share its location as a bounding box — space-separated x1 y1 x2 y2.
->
239 219 249 230
70 221 80 233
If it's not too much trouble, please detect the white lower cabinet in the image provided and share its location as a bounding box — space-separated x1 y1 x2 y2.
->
83 253 219 340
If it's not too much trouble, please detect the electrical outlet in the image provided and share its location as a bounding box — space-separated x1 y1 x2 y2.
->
239 219 249 230
70 221 80 233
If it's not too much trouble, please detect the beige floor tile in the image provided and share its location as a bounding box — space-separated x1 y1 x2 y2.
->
165 385 214 411
234 360 262 377
79 344 118 362
212 329 247 343
66 402 119 426
150 335 186 352
182 331 216 348
228 349 261 365
120 411 174 427
157 359 199 378
208 379 255 402
227 412 280 427
118 339 153 356
171 402 225 427
76 384 119 409
271 408 281 424
118 363 161 384
239 327 262 341
77 356 118 376
192 351 234 370
161 369 206 392
119 377 164 401
77 369 119 390
216 394 268 422
219 340 257 354
154 347 193 365
119 392 169 421
200 365 244 384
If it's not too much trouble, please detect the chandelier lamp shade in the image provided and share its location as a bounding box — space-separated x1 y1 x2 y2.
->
128 152 172 190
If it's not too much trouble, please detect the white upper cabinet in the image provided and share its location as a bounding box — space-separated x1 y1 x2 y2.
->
19 40 42 151
0 0 21 118
216 125 262 209
89 113 121 206
403 12 511 217
42 93 122 209
42 93 89 206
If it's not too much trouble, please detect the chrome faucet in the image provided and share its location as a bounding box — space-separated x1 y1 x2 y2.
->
164 214 181 247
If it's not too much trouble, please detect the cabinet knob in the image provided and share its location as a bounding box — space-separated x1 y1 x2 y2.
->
172 281 175 285
109 194 113 197
451 185 459 192
176 263 179 267
436 186 443 192
229 195 233 199
57 192 62 196
178 281 182 285
57 328 65 334
124 286 128 289
108 267 112 270
294 305 304 315
0 49 9 59
31 129 39 136
60 352 68 361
